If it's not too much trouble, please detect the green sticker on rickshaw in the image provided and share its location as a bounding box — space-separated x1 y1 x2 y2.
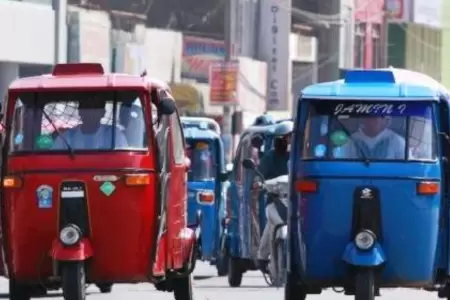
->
330 130 348 146
36 135 53 149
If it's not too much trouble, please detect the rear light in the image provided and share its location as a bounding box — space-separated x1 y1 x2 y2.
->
417 181 439 195
295 180 317 193
125 174 150 186
3 176 22 188
198 191 215 205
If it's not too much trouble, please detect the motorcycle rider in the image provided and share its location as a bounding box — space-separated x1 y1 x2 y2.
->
256 121 293 271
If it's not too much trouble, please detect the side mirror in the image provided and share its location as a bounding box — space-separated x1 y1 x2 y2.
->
242 158 256 170
219 172 228 182
158 98 176 115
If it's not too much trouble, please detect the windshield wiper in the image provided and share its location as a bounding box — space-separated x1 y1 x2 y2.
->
334 118 370 166
41 108 75 159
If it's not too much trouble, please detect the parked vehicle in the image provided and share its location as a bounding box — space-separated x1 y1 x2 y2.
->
0 63 198 300
286 68 450 300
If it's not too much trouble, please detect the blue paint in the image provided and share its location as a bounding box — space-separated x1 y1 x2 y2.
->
342 242 386 267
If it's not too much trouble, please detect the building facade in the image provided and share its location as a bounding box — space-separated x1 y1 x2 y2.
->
354 0 384 68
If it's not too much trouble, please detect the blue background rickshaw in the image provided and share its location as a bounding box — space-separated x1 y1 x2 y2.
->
181 118 229 276
225 115 283 287
286 68 450 300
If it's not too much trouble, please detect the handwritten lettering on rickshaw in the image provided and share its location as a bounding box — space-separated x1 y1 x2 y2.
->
333 103 407 115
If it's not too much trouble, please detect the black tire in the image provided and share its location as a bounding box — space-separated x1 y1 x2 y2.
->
285 271 306 300
216 255 228 276
273 240 287 287
9 279 30 300
173 275 193 300
61 262 86 300
96 283 113 293
227 257 243 287
355 269 375 300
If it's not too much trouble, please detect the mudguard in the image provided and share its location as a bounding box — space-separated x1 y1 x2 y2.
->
180 227 197 263
342 241 386 267
50 238 93 261
274 224 288 240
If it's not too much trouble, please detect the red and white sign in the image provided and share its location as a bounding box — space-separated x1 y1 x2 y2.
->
209 61 239 106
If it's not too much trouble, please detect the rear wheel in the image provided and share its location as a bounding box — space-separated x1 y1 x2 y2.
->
216 236 229 276
355 269 375 300
96 283 113 293
273 240 287 287
227 257 243 287
173 275 193 300
9 279 30 300
61 262 86 300
285 271 306 300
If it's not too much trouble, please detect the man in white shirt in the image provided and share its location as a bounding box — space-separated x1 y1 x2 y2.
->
52 101 128 150
342 116 405 159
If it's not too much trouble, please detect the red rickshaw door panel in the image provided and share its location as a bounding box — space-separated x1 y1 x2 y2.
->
166 113 187 269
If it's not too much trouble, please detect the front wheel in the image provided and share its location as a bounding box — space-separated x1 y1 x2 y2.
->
355 269 375 300
96 283 113 293
227 257 243 287
9 279 30 300
273 240 287 287
285 271 306 300
173 275 193 300
61 262 86 300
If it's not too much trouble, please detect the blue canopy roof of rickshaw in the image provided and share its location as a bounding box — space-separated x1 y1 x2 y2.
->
301 68 450 100
183 126 221 141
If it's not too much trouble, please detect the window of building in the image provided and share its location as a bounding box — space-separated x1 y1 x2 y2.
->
354 24 366 68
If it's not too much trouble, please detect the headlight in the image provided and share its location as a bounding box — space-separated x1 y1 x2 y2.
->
59 224 81 246
354 230 376 250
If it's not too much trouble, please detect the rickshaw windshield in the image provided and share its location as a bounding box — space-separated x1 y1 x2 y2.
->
301 100 436 161
186 139 217 181
9 91 148 153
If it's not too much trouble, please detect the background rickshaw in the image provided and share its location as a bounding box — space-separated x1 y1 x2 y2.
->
224 116 283 287
181 118 229 276
286 68 450 300
0 63 198 300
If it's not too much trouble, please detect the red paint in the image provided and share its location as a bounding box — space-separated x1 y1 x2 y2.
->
1 64 192 284
354 0 384 68
50 238 94 261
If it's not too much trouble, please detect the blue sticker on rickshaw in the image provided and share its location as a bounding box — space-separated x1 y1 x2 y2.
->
36 185 53 208
14 134 23 145
314 144 327 157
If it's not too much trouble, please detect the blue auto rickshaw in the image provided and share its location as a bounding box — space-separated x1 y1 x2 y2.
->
225 115 289 287
181 118 229 276
286 68 450 300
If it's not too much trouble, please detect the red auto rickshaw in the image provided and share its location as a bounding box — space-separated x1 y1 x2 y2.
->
0 63 198 300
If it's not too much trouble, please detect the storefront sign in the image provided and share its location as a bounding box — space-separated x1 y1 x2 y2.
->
258 0 292 111
209 61 239 106
181 36 226 83
412 0 441 28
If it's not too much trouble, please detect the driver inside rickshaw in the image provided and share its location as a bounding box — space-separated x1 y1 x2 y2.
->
52 100 128 150
257 121 293 271
341 116 405 159
186 141 215 181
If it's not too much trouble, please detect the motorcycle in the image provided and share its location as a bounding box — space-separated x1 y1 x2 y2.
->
242 158 288 287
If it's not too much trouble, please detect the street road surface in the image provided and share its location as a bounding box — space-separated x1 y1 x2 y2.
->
0 262 441 300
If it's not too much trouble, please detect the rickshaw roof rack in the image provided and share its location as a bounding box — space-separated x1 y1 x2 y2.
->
52 63 104 76
302 68 450 99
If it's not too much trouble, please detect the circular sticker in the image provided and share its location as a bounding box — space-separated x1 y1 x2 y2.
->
314 144 327 158
14 134 24 145
330 130 348 146
36 135 54 149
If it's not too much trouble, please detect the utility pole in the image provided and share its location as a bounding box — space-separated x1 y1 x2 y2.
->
381 0 389 67
53 0 68 64
223 0 234 163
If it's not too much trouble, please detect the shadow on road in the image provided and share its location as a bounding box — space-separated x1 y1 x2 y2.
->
193 275 214 280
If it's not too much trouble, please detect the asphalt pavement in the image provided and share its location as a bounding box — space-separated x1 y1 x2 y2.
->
0 262 441 300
